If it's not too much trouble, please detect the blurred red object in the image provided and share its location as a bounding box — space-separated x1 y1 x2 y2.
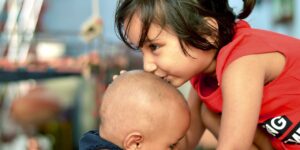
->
10 86 61 128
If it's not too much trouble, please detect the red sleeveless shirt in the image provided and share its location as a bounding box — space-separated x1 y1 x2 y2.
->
190 20 300 149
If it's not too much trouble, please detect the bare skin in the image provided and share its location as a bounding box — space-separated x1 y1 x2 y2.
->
121 7 285 150
200 99 274 150
99 70 191 150
177 53 285 150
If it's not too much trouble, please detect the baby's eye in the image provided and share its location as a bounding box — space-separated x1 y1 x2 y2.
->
148 44 160 51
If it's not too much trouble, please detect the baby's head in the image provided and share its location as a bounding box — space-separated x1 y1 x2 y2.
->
99 70 190 150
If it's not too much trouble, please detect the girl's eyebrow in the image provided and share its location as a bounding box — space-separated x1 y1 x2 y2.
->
146 28 164 42
144 36 155 43
144 37 152 42
142 37 156 48
139 30 163 48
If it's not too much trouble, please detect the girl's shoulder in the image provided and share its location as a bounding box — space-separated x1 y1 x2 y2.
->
216 28 300 84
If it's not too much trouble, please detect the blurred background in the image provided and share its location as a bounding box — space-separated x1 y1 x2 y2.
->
0 0 299 150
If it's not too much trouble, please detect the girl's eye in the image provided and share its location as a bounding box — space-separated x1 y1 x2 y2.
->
169 143 177 150
148 44 160 51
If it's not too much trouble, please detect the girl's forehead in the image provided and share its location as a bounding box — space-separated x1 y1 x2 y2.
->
124 13 143 46
124 12 165 46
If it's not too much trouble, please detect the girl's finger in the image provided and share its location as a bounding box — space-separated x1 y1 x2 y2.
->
112 75 119 80
120 70 127 74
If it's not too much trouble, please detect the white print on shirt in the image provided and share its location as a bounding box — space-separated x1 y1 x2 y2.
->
261 116 292 138
283 122 300 144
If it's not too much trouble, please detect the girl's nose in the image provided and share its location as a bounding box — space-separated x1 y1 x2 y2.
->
143 58 157 73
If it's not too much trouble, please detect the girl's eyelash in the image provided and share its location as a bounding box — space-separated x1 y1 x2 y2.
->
169 143 177 149
148 43 160 51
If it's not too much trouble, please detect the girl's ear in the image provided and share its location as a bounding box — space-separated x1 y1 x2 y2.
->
123 132 144 150
203 17 218 45
204 17 218 30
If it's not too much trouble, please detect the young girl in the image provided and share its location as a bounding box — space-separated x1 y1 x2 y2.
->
115 0 300 149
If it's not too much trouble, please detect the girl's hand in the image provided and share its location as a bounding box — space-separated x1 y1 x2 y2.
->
112 70 127 80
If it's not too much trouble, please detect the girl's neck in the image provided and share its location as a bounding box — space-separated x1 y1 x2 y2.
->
203 59 217 76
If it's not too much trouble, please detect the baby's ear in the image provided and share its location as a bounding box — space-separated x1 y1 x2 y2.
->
123 132 144 150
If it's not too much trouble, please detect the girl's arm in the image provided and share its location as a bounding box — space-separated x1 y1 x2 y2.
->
217 55 266 150
178 87 206 150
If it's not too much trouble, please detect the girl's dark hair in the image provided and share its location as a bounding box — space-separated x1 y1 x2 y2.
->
115 0 256 55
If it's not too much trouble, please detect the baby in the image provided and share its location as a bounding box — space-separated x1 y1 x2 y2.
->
79 70 191 150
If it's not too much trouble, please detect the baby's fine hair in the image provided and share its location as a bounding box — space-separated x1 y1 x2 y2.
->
115 0 256 55
99 70 188 136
